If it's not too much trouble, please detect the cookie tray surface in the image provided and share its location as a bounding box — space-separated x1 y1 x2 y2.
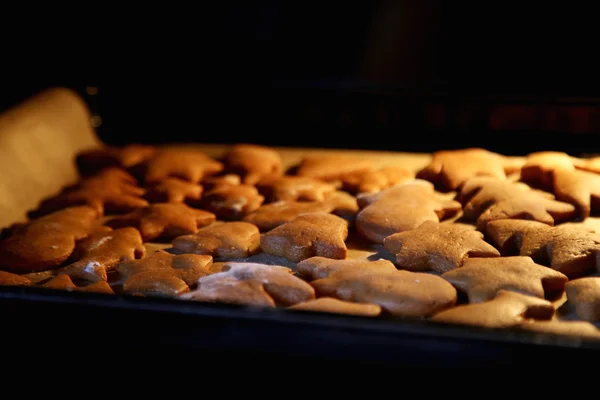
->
2 89 600 368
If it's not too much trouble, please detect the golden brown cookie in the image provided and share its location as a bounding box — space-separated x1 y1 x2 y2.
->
256 175 339 202
76 144 156 176
242 200 333 232
181 262 315 307
0 270 31 287
355 180 461 244
441 256 568 303
144 178 203 205
382 221 500 273
117 250 213 297
552 168 600 219
520 151 585 190
55 227 146 283
458 177 575 230
201 174 241 191
200 184 264 220
340 166 414 194
260 213 348 262
31 168 148 217
287 297 382 317
565 277 600 322
142 149 224 184
432 290 555 328
0 206 99 273
416 148 514 191
487 219 600 278
294 154 374 182
222 144 283 185
299 256 456 317
106 203 216 242
324 190 360 220
172 221 261 258
518 320 600 340
40 274 115 295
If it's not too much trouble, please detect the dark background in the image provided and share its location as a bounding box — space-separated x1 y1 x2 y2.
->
2 2 600 155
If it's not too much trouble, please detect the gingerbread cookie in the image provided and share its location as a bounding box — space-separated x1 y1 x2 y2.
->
442 256 568 303
0 270 31 287
144 178 203 205
520 151 585 190
117 250 213 297
256 175 339 202
181 262 315 307
565 277 600 322
201 174 241 191
260 213 348 262
325 190 360 220
55 227 145 283
552 168 600 219
172 221 261 258
519 320 600 340
355 180 461 244
0 206 99 273
287 297 382 317
432 290 555 328
243 201 333 232
40 274 115 295
340 166 414 194
416 148 514 191
487 219 600 278
580 156 600 174
299 257 456 317
294 154 374 182
222 144 283 185
31 168 148 217
200 184 264 220
382 221 500 273
76 144 156 176
143 148 223 184
106 203 215 242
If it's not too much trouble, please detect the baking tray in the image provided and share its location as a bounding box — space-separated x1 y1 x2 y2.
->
2 88 600 369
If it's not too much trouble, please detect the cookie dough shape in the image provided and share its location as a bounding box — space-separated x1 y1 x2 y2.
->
181 262 315 307
260 213 349 262
355 180 461 244
172 221 261 259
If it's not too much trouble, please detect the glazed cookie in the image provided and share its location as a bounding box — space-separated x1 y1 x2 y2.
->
442 256 568 303
200 184 265 220
0 206 99 273
55 227 146 283
486 219 600 278
340 166 414 194
256 175 339 202
382 221 500 273
565 278 600 322
143 148 224 184
432 290 555 328
260 213 349 262
144 178 203 205
117 250 213 297
75 144 156 176
355 180 461 244
106 203 216 242
222 144 283 185
181 262 315 307
172 221 261 259
287 297 382 317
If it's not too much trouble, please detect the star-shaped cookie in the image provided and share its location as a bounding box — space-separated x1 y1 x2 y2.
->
520 151 585 190
565 277 600 322
382 221 500 273
181 262 315 307
143 149 224 184
441 256 568 303
552 168 600 219
116 250 213 297
0 270 30 287
76 144 156 176
294 154 374 182
287 297 382 317
487 219 600 278
256 175 339 202
106 203 216 242
355 180 461 243
144 178 203 205
297 256 457 317
40 274 115 295
260 212 349 262
416 148 516 191
200 184 264 220
55 227 146 283
431 290 555 328
222 143 283 185
243 200 334 232
340 166 414 194
172 221 261 258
